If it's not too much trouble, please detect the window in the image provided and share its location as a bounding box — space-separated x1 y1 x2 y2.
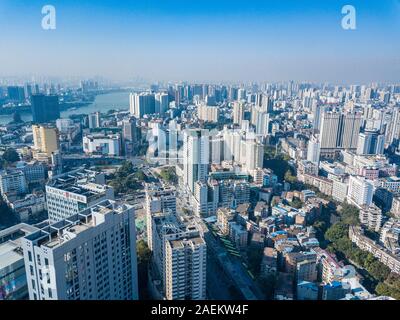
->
31 279 36 290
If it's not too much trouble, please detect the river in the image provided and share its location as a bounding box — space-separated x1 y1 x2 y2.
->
0 91 130 125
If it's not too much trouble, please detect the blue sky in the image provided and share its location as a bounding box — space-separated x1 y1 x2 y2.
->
0 0 399 83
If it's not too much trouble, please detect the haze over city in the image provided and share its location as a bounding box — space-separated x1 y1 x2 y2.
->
0 0 400 83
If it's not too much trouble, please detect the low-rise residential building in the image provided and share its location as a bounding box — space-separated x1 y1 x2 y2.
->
349 226 400 274
391 197 400 219
359 204 383 232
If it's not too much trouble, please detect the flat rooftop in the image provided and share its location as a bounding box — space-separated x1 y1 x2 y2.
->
24 200 132 249
0 241 24 270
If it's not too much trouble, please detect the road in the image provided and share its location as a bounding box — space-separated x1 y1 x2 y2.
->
203 222 265 300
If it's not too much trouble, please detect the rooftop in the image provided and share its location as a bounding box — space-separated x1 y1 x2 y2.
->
24 200 132 250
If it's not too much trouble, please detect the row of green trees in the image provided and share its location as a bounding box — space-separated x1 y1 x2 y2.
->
323 203 400 296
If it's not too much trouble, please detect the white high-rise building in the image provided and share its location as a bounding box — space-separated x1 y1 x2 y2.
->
307 136 321 164
129 92 155 118
197 104 219 123
165 235 207 300
311 103 322 131
320 111 362 157
147 210 207 300
22 200 138 300
45 168 114 222
88 112 101 129
183 129 209 192
232 101 244 125
388 107 400 145
347 176 374 207
145 183 177 251
193 180 219 217
357 131 385 155
244 140 264 171
155 92 169 115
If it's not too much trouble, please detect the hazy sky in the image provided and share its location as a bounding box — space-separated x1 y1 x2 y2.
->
0 0 399 83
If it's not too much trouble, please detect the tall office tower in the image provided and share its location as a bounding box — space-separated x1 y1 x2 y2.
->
155 92 169 115
122 117 137 155
245 140 264 171
388 107 400 145
319 111 362 158
237 88 246 101
222 129 240 162
307 135 321 164
31 94 60 124
183 129 210 193
364 87 375 101
197 104 219 123
167 120 179 165
347 176 374 207
229 87 238 101
32 125 60 156
0 223 40 300
258 94 274 112
45 168 114 222
380 91 391 104
210 134 223 164
205 94 216 106
258 111 270 136
356 130 385 155
22 200 138 300
129 92 155 118
88 112 101 129
232 101 244 125
252 107 270 136
165 234 207 300
184 86 193 101
174 87 183 106
24 83 33 99
311 103 322 131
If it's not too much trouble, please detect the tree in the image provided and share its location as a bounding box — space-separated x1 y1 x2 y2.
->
2 148 20 163
136 240 152 300
339 203 360 226
284 170 297 184
290 198 303 209
325 222 348 243
159 167 177 183
137 240 152 265
117 161 134 178
134 171 146 181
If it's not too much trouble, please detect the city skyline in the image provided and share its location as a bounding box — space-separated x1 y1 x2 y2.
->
0 0 399 83
1 0 400 307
